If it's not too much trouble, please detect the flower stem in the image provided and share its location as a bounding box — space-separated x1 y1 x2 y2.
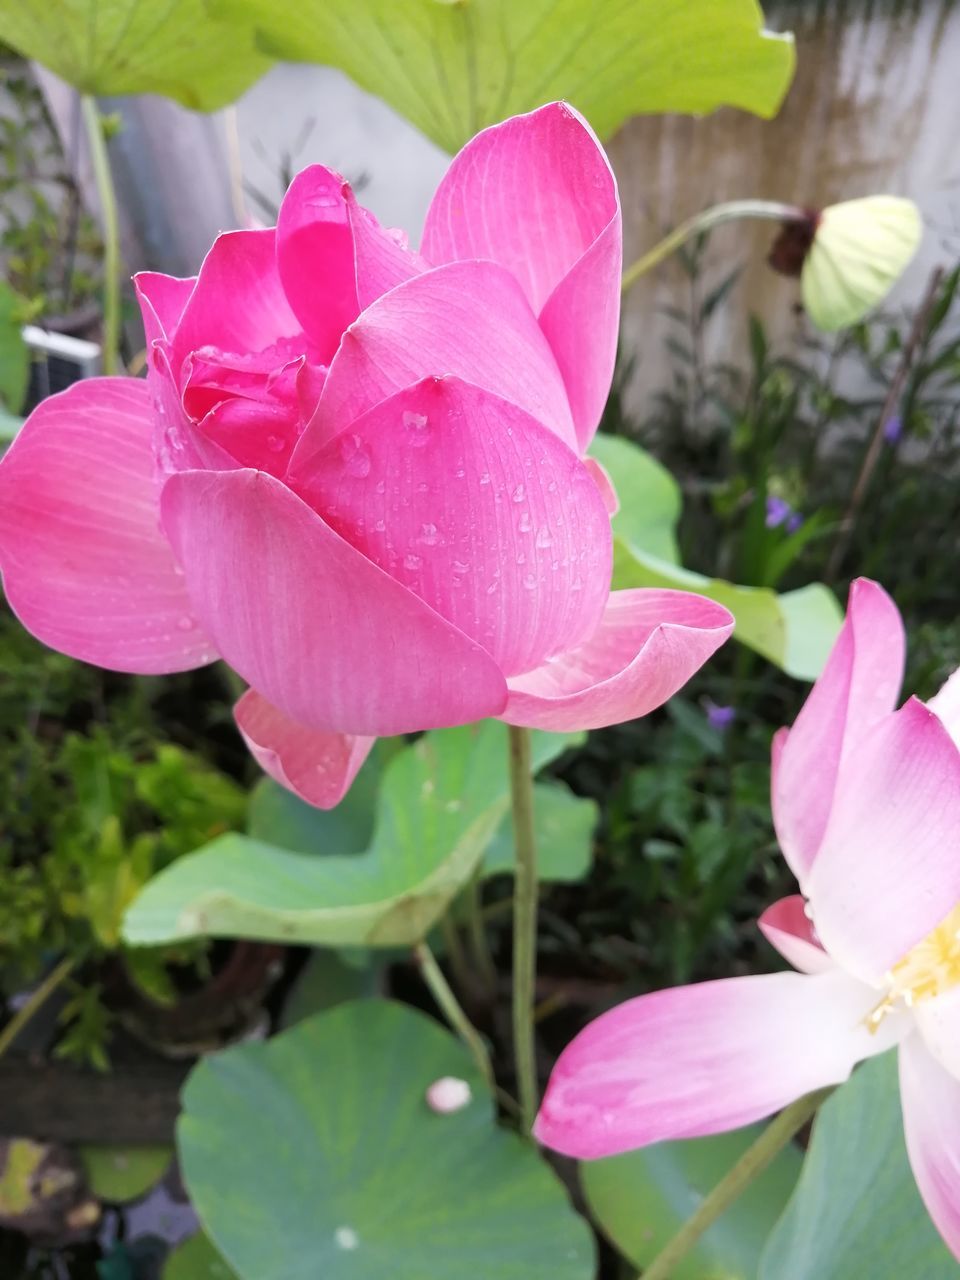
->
508 724 539 1132
638 1087 834 1280
0 956 75 1060
81 95 121 375
621 199 808 295
413 940 494 1093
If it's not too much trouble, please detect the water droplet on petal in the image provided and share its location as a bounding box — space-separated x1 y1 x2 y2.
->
404 553 423 571
340 434 371 478
177 616 195 632
523 574 537 590
420 522 439 545
536 527 553 549
479 472 491 486
512 484 526 503
266 433 285 453
403 410 430 446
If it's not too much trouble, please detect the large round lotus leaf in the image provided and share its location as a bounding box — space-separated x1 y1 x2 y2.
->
179 1000 595 1280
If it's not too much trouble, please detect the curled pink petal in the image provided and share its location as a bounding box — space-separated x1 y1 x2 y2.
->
807 698 960 985
422 102 621 449
501 589 733 732
758 895 834 975
172 228 303 370
293 376 610 678
234 688 373 809
535 970 901 1159
293 260 577 464
773 577 905 885
160 467 507 736
134 271 196 352
899 1034 960 1262
0 379 216 673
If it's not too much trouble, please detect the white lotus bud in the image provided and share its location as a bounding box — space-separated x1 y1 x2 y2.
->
801 196 922 331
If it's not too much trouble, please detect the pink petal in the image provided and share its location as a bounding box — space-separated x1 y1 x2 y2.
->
292 376 610 678
928 666 960 749
899 1034 960 1262
134 271 196 351
807 698 960 984
292 260 577 467
584 457 620 516
773 577 905 885
172 229 303 370
160 467 508 736
915 986 960 1081
0 379 216 673
234 688 373 809
535 970 901 1159
421 102 621 450
501 589 733 732
758 895 834 975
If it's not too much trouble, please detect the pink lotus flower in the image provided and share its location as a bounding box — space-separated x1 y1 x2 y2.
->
0 104 732 809
536 578 960 1260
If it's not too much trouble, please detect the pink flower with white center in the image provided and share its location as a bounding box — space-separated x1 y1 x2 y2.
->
535 578 960 1261
0 103 733 810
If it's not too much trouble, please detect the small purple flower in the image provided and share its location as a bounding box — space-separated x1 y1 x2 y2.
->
883 414 903 445
765 495 792 529
703 697 736 732
786 512 804 534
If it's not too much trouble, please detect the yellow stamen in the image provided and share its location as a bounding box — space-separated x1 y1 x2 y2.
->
866 903 960 1032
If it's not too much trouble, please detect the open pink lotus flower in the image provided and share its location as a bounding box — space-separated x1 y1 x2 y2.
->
536 578 960 1260
0 103 732 809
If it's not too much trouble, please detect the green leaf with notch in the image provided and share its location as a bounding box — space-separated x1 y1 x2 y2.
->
591 433 843 681
0 1 271 111
212 0 794 152
179 1000 595 1280
122 723 580 949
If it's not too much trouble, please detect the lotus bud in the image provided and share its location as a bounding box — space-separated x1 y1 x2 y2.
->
770 196 922 332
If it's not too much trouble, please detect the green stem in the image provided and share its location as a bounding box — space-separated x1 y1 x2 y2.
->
0 956 75 1059
621 200 807 295
508 724 539 1132
465 873 498 993
81 96 121 375
413 940 494 1093
639 1088 834 1280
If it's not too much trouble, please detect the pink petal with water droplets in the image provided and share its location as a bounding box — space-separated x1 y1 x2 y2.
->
758 895 834 974
773 577 905 885
535 969 901 1159
235 688 373 809
160 466 507 736
292 376 610 677
172 228 303 369
293 260 577 465
501 589 733 732
0 378 216 673
422 102 621 449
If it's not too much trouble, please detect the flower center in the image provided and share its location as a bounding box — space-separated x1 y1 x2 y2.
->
866 903 960 1031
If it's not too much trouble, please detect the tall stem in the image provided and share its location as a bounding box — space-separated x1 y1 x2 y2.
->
0 956 75 1059
508 724 539 1132
81 95 121 375
639 1088 833 1280
413 940 494 1093
621 200 807 295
